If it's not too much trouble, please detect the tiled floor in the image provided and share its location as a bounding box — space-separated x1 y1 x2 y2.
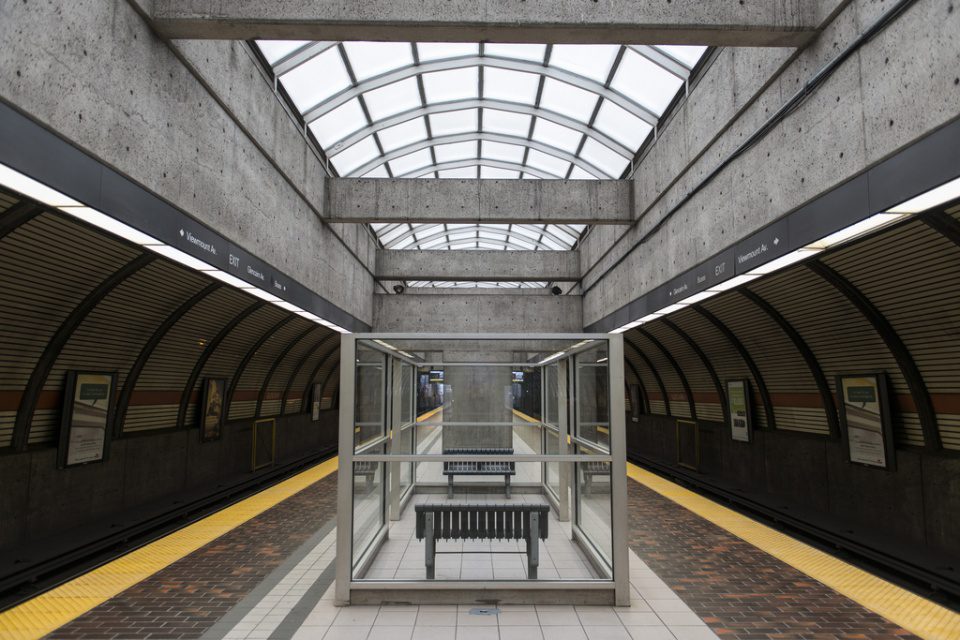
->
362 491 597 580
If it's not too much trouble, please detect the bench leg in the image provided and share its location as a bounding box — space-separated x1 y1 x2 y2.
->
504 475 511 499
424 513 436 580
447 475 454 499
527 512 539 580
584 472 592 496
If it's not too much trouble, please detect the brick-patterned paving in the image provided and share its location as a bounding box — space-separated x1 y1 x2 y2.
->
627 479 918 639
46 471 339 640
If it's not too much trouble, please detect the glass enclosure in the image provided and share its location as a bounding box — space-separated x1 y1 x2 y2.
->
335 334 627 606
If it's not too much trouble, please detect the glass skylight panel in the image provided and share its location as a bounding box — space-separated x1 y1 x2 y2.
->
361 165 390 178
423 67 479 103
547 226 577 246
420 236 448 249
481 141 525 164
580 138 629 178
568 166 595 180
611 49 684 115
417 42 479 62
434 141 477 163
538 79 599 123
342 42 414 81
309 98 367 148
654 45 707 68
484 43 547 62
331 135 380 175
377 117 428 152
258 40 311 65
549 45 620 83
482 110 532 138
540 236 564 250
438 167 479 179
593 100 652 149
532 118 584 153
280 47 351 112
392 235 415 249
482 68 540 104
526 149 570 177
480 167 520 179
362 77 422 121
388 148 433 176
429 109 479 136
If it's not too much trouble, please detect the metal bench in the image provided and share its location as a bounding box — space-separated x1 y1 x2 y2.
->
415 503 550 579
354 461 378 493
442 447 516 498
581 461 611 496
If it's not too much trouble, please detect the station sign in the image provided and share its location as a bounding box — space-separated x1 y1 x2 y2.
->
733 218 790 275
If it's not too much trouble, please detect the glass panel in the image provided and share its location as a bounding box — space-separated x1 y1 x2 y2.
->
654 45 708 68
568 166 594 180
355 345 386 450
610 49 683 115
482 67 540 104
549 44 620 83
423 67 479 103
353 345 385 567
362 165 390 178
257 40 311 65
484 43 547 62
363 77 422 121
331 135 381 175
526 149 570 178
579 138 629 178
480 166 520 179
342 41 413 81
593 100 652 149
353 450 384 567
481 141 525 164
532 118 583 154
389 148 434 176
435 141 478 163
429 109 479 136
310 98 367 148
538 78 598 123
482 109 532 138
438 167 479 179
576 447 611 564
378 117 429 153
575 345 612 565
280 46 351 112
417 42 480 62
397 362 415 497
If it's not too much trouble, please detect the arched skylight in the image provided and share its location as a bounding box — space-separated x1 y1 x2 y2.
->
255 40 707 285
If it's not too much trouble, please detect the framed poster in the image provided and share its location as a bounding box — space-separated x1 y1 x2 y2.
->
200 378 226 442
58 371 115 468
727 379 752 443
838 373 895 470
252 418 276 471
311 382 321 421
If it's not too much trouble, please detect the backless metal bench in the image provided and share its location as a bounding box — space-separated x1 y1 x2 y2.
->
442 447 516 498
354 461 378 493
415 503 550 579
580 460 611 495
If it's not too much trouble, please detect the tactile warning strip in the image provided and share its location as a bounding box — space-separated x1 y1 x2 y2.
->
0 457 338 640
627 462 960 640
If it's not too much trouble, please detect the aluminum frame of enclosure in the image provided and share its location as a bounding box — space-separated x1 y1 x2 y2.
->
335 332 627 606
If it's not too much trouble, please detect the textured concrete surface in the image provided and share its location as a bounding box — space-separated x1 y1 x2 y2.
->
582 0 960 326
376 250 580 282
373 293 583 333
151 0 827 46
328 178 632 224
0 0 376 324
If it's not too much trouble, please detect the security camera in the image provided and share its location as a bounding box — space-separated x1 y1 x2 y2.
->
393 284 405 294
551 286 562 296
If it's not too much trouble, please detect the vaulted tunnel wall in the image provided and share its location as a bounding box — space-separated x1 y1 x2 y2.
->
622 203 960 591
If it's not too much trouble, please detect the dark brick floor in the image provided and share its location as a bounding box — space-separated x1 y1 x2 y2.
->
46 471 339 640
43 468 919 640
626 478 918 639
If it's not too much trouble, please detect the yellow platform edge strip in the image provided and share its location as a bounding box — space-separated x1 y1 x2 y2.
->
511 409 539 424
416 406 443 423
0 457 338 640
627 462 960 640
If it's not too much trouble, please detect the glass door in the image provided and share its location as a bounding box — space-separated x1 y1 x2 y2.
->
352 343 387 567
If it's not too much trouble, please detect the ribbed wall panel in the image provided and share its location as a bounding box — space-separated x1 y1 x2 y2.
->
644 323 724 423
0 411 15 449
259 327 328 417
226 317 312 421
623 344 667 416
629 333 691 419
284 336 340 415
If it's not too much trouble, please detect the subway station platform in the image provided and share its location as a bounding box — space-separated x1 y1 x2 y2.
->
1 457 956 640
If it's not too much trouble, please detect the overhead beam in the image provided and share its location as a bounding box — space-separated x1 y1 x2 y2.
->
328 178 631 224
376 250 579 282
151 1 819 46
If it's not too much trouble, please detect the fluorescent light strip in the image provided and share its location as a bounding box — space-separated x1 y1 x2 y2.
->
0 164 350 333
888 176 960 214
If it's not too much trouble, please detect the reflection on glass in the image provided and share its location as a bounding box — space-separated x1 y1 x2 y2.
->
355 345 385 451
353 454 383 568
576 449 612 565
543 363 561 499
576 346 610 450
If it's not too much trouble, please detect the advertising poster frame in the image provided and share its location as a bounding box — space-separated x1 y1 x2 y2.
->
837 373 895 470
58 371 116 468
200 377 226 442
726 378 752 443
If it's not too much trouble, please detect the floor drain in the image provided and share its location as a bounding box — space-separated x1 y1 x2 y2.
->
469 607 501 616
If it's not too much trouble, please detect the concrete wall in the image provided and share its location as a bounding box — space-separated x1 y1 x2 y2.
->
628 413 960 579
373 291 583 332
0 410 337 569
582 0 960 326
0 0 377 324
